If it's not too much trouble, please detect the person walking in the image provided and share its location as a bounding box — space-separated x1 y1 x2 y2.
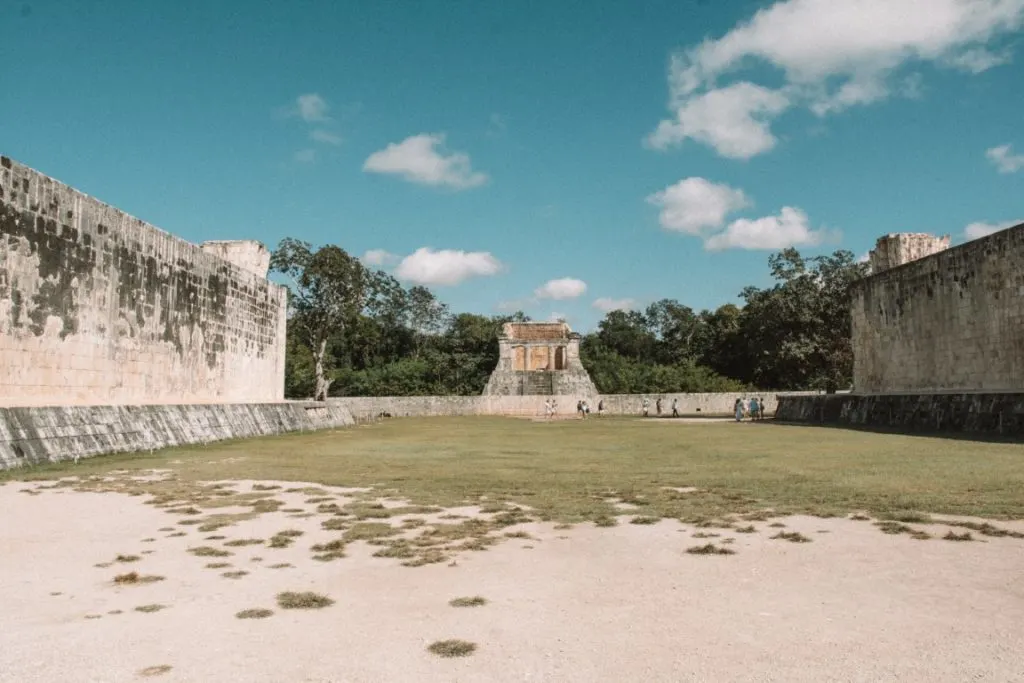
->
759 397 766 420
598 399 605 417
642 397 650 417
656 398 663 416
749 396 760 421
672 397 679 417
734 398 744 422
544 398 552 419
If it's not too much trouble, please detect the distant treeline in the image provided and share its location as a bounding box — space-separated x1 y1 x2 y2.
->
273 239 867 399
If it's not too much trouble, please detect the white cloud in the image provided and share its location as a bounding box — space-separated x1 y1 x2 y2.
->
361 249 398 266
646 177 750 234
310 129 342 145
548 312 567 322
592 297 637 313
394 248 503 286
534 278 588 300
650 0 1024 158
946 47 1013 72
294 149 316 163
964 218 1023 240
363 134 488 189
704 207 836 251
986 144 1024 173
296 93 329 122
646 82 791 158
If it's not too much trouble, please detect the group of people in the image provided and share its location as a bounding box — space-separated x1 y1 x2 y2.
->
641 397 680 417
543 398 607 418
733 396 766 421
543 396 768 421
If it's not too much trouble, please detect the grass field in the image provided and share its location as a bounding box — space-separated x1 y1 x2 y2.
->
5 417 1023 523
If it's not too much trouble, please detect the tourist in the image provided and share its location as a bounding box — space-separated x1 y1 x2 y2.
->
577 400 584 418
598 399 605 417
583 400 590 418
642 397 650 417
672 397 679 418
656 398 662 416
544 398 552 419
759 397 766 420
749 397 760 421
734 398 744 422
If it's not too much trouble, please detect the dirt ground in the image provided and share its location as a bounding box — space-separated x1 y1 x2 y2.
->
2 478 1023 683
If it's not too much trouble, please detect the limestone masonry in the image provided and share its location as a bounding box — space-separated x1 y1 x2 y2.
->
867 232 951 274
0 156 287 407
853 223 1024 393
483 322 598 397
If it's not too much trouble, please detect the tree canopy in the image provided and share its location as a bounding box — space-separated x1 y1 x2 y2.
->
272 239 867 398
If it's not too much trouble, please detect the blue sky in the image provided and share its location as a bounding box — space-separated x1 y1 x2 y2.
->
3 0 1023 330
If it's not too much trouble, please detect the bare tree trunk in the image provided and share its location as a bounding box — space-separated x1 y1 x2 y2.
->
313 337 333 401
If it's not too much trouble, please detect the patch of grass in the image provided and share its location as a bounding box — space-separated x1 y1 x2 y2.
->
205 535 227 540
402 549 449 567
943 530 974 542
343 522 399 541
553 523 574 530
305 497 334 504
114 554 140 563
875 521 931 540
236 608 274 619
188 546 231 558
138 665 172 677
449 596 487 607
268 562 293 569
169 506 201 515
427 639 477 658
268 529 304 548
771 531 812 543
630 516 660 525
276 591 334 609
113 572 164 585
880 511 934 524
224 538 264 547
10 418 1024 527
768 522 786 528
504 530 533 539
205 562 231 569
943 521 1024 539
735 525 757 533
373 542 417 559
167 532 187 537
222 570 248 579
686 543 735 555
593 516 617 527
692 532 720 538
252 484 281 491
850 513 872 521
134 604 167 613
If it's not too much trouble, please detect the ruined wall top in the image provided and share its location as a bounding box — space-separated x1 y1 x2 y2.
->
501 322 574 342
868 232 951 274
200 240 271 278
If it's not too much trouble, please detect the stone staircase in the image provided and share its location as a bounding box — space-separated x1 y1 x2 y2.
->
521 371 554 395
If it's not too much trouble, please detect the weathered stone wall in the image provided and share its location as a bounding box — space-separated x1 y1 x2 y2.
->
852 223 1024 393
333 392 802 420
0 401 354 469
0 156 288 406
775 393 1024 436
868 233 950 274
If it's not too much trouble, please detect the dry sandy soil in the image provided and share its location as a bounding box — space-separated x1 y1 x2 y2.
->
2 477 1023 683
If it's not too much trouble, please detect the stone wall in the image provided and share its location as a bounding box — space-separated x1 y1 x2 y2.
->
333 392 801 420
852 222 1024 393
0 156 288 406
775 393 1024 436
0 401 354 469
868 233 950 274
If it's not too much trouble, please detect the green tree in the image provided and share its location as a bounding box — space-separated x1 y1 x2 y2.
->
270 238 369 401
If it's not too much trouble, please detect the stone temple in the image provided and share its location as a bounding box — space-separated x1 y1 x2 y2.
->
483 322 598 397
